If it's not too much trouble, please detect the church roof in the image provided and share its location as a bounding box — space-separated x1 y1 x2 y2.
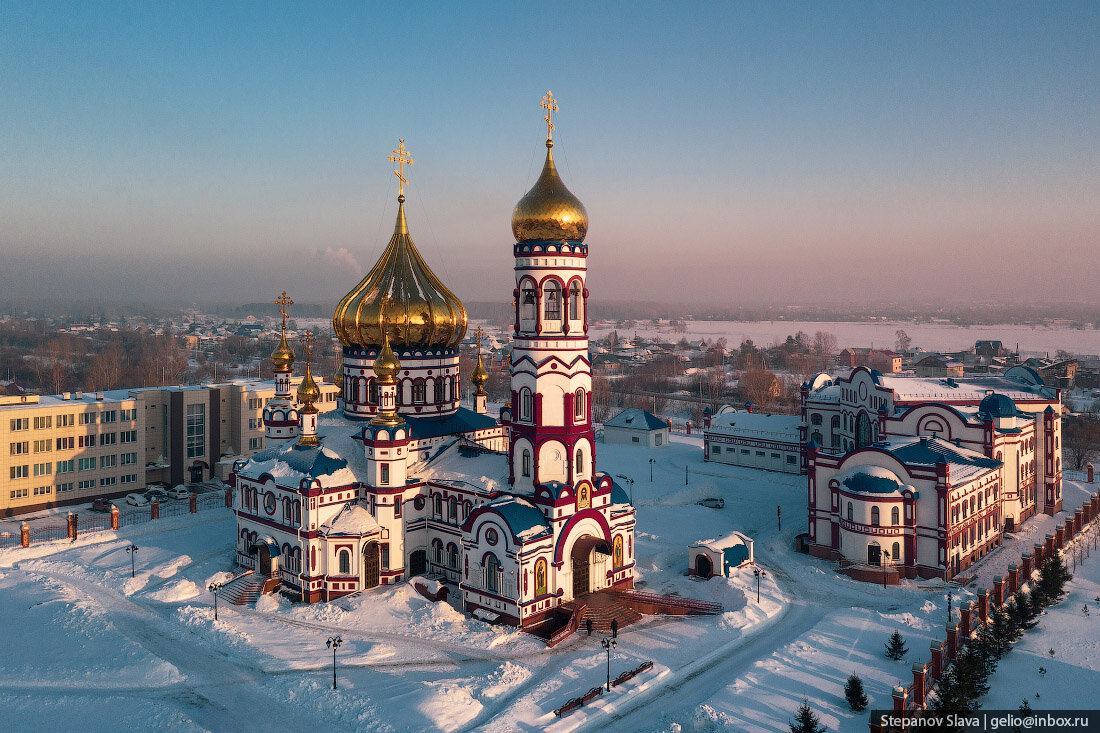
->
237 440 355 487
868 435 1001 484
483 496 551 543
836 465 907 496
403 408 499 440
321 503 382 536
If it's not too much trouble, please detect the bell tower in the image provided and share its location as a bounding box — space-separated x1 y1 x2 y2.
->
264 291 300 446
507 92 594 494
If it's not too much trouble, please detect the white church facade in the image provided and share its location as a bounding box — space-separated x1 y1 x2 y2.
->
231 98 636 628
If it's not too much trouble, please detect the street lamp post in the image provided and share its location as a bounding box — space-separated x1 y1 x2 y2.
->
327 636 343 690
615 474 634 505
882 550 891 589
126 544 139 578
753 567 766 603
685 464 688 485
948 591 953 625
777 505 782 532
208 581 223 621
649 458 655 482
601 636 617 691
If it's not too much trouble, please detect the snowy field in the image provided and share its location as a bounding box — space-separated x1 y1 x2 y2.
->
2 435 1098 732
588 320 1100 357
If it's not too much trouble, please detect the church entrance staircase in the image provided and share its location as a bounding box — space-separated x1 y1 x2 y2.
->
534 589 723 646
219 573 265 606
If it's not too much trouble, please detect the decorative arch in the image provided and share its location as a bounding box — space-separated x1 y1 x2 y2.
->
552 510 613 566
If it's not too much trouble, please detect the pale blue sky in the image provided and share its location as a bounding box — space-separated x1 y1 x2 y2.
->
2 2 1098 306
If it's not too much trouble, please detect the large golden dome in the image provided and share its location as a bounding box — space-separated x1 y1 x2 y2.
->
511 140 588 243
270 331 295 372
334 196 468 351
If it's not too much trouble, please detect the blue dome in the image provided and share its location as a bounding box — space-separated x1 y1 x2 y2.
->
979 393 1017 418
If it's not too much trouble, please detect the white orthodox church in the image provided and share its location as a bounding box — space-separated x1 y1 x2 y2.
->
232 99 637 628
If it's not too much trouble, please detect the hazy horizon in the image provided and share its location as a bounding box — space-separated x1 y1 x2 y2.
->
2 3 1098 307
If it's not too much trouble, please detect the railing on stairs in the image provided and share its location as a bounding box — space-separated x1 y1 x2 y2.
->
548 599 588 648
609 589 723 615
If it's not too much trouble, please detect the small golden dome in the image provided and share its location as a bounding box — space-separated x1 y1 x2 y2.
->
511 141 588 243
334 197 468 351
270 331 295 372
471 351 488 391
373 330 401 383
296 363 320 406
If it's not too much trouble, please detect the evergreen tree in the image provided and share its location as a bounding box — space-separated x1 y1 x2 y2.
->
790 699 826 733
1019 698 1032 714
1009 590 1039 630
885 630 909 660
1035 554 1072 607
844 674 869 712
929 664 977 714
955 646 994 702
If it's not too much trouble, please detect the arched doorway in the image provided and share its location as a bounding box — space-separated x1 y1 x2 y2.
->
696 553 713 578
856 413 872 448
251 541 275 577
409 548 427 578
362 542 380 589
570 536 612 598
867 542 881 566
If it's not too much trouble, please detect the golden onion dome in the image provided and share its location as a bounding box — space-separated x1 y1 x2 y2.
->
471 351 488 391
511 140 588 243
296 363 320 407
333 196 468 351
270 331 295 372
373 330 401 383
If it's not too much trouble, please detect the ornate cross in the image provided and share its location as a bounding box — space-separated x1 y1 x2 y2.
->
299 330 316 362
541 91 558 141
388 139 413 197
275 291 294 327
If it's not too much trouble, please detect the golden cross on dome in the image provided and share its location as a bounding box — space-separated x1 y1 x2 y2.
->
388 139 413 197
541 91 558 141
299 330 316 362
274 291 294 328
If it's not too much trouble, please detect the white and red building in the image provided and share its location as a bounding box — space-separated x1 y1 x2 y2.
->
803 366 1064 581
231 112 636 628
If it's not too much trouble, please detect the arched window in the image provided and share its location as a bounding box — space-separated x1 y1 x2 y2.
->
569 282 581 320
521 286 536 320
338 549 350 575
831 415 841 430
283 497 291 523
574 388 585 421
847 502 853 521
891 506 899 525
433 539 443 564
811 413 823 426
433 493 442 517
613 535 624 568
520 388 533 420
434 378 444 403
544 281 561 320
448 543 459 570
521 449 531 477
892 542 900 562
486 555 500 592
293 500 302 525
535 558 547 596
412 379 426 404
871 506 880 526
448 496 457 521
367 378 378 405
575 448 584 476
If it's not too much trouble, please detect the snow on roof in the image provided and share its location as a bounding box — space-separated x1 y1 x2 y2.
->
706 410 800 442
237 440 356 487
604 408 667 431
692 530 751 551
321 503 382 536
876 374 1052 404
419 441 509 496
482 496 551 542
875 435 1001 484
835 465 907 496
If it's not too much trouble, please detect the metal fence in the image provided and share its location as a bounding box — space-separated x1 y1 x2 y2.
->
160 500 192 518
0 532 20 549
28 525 68 543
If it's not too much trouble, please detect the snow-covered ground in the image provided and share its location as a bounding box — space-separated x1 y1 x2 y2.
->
2 435 1097 732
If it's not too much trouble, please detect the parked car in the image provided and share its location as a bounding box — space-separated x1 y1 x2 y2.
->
697 497 725 509
125 493 149 506
143 488 169 502
90 498 112 513
167 485 190 500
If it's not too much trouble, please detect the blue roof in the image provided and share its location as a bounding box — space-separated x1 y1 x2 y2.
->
605 408 667 431
723 545 750 568
840 467 905 495
978 392 1018 418
402 407 499 440
889 438 1001 471
610 479 631 505
485 497 551 541
245 441 349 479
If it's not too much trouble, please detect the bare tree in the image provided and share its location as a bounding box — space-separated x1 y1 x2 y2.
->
1063 415 1100 471
895 329 912 354
741 368 781 412
87 344 123 391
811 331 838 371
